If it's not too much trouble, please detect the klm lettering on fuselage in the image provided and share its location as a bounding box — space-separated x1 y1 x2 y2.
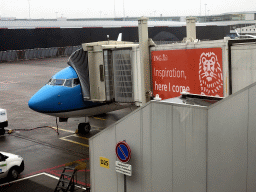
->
153 54 168 62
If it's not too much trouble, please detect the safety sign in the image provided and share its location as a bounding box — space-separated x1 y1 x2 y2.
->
115 161 132 176
115 141 131 163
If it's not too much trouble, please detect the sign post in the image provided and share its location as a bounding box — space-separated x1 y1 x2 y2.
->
115 141 132 192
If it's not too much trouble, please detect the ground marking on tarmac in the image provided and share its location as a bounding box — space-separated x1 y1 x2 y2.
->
53 169 89 173
61 134 88 140
60 135 89 147
42 172 88 190
92 116 106 120
52 127 75 133
0 172 88 190
0 172 47 187
74 134 89 140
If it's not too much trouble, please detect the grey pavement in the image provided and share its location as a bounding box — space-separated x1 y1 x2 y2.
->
0 57 135 190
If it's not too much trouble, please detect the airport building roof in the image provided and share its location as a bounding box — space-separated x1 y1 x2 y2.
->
0 11 255 29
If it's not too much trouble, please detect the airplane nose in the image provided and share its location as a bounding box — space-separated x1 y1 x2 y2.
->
28 83 88 114
28 94 41 112
28 85 57 113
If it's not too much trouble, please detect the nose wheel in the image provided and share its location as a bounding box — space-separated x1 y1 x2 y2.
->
78 123 91 134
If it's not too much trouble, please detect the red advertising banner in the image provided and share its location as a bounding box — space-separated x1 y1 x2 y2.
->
151 48 223 100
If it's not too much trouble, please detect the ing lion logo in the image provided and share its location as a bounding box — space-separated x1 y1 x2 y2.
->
199 52 223 96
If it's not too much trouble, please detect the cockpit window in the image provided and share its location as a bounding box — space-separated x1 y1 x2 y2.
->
73 78 80 86
47 78 80 87
64 79 72 87
47 78 52 85
50 79 65 86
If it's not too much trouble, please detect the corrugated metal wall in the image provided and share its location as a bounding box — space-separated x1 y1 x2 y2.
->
90 102 208 192
208 83 256 192
90 82 256 191
208 91 248 191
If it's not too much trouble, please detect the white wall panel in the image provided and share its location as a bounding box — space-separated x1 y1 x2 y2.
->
90 126 118 192
208 91 248 192
172 106 189 192
151 103 173 192
172 106 207 192
90 83 256 192
186 108 207 192
248 85 256 192
115 110 142 192
142 104 152 192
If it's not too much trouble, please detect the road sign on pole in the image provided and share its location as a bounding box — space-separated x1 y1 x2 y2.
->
115 141 131 163
116 141 132 192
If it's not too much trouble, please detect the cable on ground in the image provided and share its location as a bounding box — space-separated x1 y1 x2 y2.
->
6 126 59 135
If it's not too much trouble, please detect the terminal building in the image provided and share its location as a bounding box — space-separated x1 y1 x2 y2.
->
1 11 256 24
0 11 256 52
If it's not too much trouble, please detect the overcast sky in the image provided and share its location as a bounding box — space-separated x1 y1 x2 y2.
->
1 0 256 19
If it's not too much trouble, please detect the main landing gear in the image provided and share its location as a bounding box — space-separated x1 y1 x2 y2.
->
78 122 91 134
77 117 91 134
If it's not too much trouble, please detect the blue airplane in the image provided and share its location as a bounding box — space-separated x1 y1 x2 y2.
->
28 62 131 133
28 37 134 133
28 65 103 114
28 64 94 133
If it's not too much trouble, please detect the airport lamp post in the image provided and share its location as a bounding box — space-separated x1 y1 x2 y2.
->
204 4 207 22
123 0 125 21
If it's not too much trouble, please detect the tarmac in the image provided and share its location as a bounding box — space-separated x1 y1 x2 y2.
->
0 57 136 191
